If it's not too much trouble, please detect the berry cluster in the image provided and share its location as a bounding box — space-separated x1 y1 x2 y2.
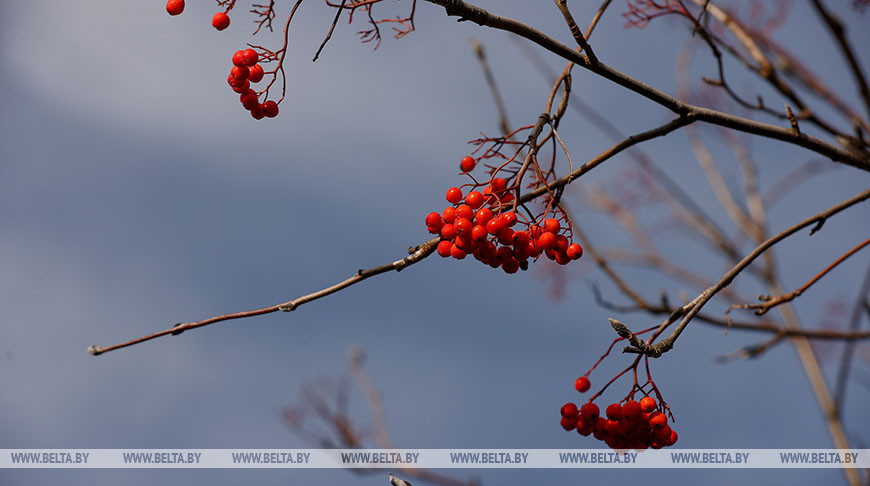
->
227 49 279 120
426 157 583 273
164 1 282 120
560 378 678 450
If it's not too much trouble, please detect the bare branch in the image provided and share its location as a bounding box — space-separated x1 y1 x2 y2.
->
729 236 870 318
88 238 439 355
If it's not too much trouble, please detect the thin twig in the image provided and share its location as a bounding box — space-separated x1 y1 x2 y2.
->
88 238 440 355
728 236 870 317
810 0 870 126
625 187 870 358
313 0 347 62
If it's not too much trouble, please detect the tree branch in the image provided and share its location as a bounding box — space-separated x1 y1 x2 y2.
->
423 0 870 171
619 187 870 357
88 237 440 355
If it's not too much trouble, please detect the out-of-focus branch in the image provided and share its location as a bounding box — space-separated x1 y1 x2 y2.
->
834 264 870 411
810 0 870 126
686 0 859 143
347 349 477 486
470 39 512 137
284 348 476 486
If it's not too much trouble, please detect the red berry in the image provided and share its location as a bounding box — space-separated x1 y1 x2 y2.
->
454 235 473 251
577 421 594 436
442 207 456 223
486 218 504 235
579 402 599 422
474 208 493 226
606 403 622 421
471 225 488 241
446 187 463 204
497 227 514 246
667 429 678 446
622 400 642 423
231 66 250 82
243 49 259 66
440 223 457 240
248 64 264 83
425 212 442 228
496 246 516 263
566 243 583 260
511 231 530 248
536 232 556 250
241 93 259 111
212 12 230 30
454 217 473 236
575 376 591 393
500 211 517 227
263 100 279 118
554 234 569 253
513 244 530 261
465 191 484 209
455 204 474 221
502 258 520 274
560 416 577 431
231 80 251 94
543 218 560 234
459 156 476 172
654 425 672 442
648 411 667 429
561 403 579 419
640 396 657 413
491 177 507 193
437 240 452 257
554 250 571 265
450 244 467 260
250 103 265 119
232 50 247 67
592 417 608 441
604 419 620 435
166 0 185 16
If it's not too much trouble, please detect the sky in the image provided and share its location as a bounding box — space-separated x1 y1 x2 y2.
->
1 1 869 485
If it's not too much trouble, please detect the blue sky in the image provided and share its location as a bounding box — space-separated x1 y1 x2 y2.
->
1 1 869 485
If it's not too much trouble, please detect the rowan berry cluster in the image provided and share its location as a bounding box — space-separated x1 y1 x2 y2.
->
227 49 279 120
426 157 583 273
165 1 282 120
560 377 678 450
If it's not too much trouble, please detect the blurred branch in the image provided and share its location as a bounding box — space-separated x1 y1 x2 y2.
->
470 39 512 137
834 264 870 412
284 348 476 486
810 0 870 126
